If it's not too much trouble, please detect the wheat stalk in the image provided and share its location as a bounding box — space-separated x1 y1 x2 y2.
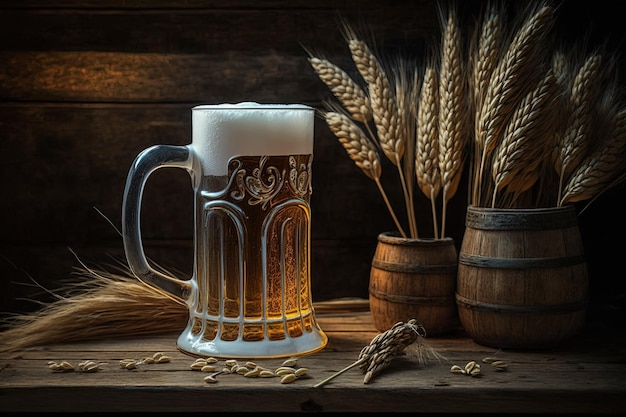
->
474 3 554 206
416 65 441 239
491 70 559 207
437 4 467 238
561 108 626 205
469 1 504 206
394 61 420 238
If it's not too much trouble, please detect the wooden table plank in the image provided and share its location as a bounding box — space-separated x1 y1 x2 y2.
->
1 312 625 413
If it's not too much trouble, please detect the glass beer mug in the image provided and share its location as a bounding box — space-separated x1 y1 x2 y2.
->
122 102 328 358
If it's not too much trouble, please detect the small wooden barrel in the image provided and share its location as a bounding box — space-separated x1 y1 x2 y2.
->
369 232 459 335
456 206 588 349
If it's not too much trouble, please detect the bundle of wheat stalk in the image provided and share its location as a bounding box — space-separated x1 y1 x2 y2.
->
0 249 371 353
310 1 625 217
467 1 626 209
306 5 467 239
0 259 188 353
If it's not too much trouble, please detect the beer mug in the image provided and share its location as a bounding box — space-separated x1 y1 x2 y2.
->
122 102 328 359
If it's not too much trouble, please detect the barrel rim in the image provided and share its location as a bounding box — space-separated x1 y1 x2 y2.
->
466 205 576 214
377 231 455 246
465 205 578 230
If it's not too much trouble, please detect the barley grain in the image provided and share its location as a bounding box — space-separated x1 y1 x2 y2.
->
280 373 297 384
244 367 261 378
450 364 464 374
201 365 216 373
204 375 218 384
275 367 296 376
491 360 508 371
190 362 206 371
281 358 298 367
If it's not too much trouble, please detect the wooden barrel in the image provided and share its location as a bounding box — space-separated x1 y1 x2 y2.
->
456 206 588 349
369 232 459 335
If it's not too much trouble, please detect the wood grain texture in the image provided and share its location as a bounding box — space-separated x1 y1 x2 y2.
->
1 312 625 413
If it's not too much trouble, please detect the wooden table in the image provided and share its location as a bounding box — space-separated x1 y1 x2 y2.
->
1 308 625 413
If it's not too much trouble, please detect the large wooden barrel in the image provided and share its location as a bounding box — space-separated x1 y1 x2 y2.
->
456 206 589 349
369 232 459 335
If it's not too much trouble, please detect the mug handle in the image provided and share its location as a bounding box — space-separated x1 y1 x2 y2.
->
122 144 194 305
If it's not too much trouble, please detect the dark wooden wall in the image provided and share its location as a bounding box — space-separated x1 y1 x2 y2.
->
1 0 625 323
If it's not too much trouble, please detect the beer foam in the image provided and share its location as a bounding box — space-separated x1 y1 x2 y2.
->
192 102 314 175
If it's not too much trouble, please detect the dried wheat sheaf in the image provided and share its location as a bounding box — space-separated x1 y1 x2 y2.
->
309 1 626 217
306 6 467 239
313 319 445 386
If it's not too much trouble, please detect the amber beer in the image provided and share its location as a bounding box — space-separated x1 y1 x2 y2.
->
122 102 327 358
195 154 315 343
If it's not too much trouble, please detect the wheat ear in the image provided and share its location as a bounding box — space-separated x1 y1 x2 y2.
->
491 70 558 207
416 65 441 239
475 3 554 206
344 24 416 238
551 50 571 86
314 319 442 387
561 108 626 205
437 4 467 238
342 21 403 165
555 53 603 202
323 109 407 237
354 43 404 168
469 1 504 206
307 55 372 124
